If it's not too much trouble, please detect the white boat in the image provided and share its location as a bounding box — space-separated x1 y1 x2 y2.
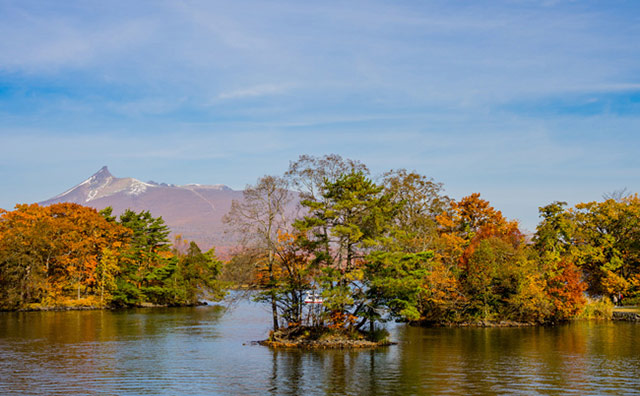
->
304 291 323 304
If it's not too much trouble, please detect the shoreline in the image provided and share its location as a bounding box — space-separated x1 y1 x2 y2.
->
415 320 538 328
612 310 640 321
257 338 396 349
257 312 640 349
2 300 210 313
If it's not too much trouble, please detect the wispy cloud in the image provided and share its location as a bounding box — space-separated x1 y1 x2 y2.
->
216 83 293 100
0 8 156 71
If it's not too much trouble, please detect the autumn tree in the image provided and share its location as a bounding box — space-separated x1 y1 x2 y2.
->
532 202 586 317
533 201 575 258
572 195 640 299
431 194 561 323
532 196 640 304
0 204 224 310
224 175 292 331
271 231 314 325
0 204 49 308
0 203 130 309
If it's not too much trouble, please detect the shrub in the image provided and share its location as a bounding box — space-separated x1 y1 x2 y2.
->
367 327 390 343
579 298 613 320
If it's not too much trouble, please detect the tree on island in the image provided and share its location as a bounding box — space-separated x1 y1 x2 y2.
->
221 154 640 347
294 170 398 332
223 175 293 331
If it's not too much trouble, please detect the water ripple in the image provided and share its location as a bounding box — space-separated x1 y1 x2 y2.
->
1 305 640 395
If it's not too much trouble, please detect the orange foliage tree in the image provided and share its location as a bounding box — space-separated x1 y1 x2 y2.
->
0 203 130 309
431 194 566 323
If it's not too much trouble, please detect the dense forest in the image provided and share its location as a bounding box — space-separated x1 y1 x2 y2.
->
223 155 640 337
0 203 224 310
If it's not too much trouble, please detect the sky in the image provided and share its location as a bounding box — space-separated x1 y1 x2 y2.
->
1 0 639 232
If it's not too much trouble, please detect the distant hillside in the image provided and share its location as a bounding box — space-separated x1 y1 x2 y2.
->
40 166 244 251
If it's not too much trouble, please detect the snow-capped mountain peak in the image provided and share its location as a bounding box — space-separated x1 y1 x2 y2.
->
39 166 244 250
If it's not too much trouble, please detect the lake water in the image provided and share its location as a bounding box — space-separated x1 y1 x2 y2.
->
1 297 639 395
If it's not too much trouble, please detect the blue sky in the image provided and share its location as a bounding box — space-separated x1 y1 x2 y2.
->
1 0 639 231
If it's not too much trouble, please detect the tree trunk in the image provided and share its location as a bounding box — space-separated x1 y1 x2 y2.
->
355 315 367 330
271 294 279 331
268 249 279 331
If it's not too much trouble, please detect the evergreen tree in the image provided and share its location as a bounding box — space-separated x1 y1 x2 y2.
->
294 171 398 330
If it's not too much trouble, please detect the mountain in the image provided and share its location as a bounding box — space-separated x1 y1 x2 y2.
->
40 166 244 251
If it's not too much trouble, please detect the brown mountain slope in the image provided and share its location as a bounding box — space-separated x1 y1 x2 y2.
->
40 166 244 251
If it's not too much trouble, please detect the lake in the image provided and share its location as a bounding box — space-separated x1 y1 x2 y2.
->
1 297 639 395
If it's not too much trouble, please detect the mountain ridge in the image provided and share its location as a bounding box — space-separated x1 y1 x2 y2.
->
40 166 243 251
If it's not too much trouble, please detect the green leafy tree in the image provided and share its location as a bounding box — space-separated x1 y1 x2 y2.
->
533 201 574 258
173 242 225 304
294 171 398 330
381 169 449 252
112 209 172 306
365 251 433 323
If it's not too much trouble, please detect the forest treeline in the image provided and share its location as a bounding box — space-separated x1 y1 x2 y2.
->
0 203 224 310
223 155 640 332
1 154 638 331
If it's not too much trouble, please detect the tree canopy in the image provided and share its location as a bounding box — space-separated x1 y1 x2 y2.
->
224 155 638 334
0 204 224 310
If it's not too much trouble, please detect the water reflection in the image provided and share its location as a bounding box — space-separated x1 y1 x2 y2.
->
0 306 227 395
267 347 395 395
391 323 640 395
1 302 640 395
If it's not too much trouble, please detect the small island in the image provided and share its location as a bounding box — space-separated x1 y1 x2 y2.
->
259 326 395 349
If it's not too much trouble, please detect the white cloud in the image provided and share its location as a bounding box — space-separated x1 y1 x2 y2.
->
216 83 293 100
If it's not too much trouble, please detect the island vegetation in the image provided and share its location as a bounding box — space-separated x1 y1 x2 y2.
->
222 154 640 347
0 203 225 310
1 154 639 348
